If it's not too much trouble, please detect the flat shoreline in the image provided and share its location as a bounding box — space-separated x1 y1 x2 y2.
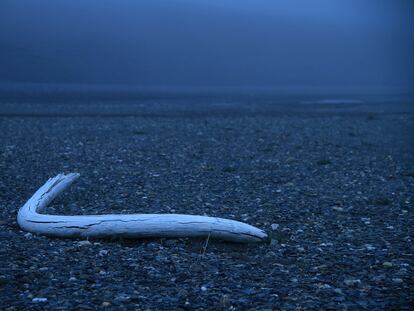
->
1 98 413 310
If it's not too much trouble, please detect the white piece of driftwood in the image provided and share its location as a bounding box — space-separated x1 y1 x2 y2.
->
17 173 267 243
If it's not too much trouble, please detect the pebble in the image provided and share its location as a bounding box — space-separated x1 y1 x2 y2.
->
99 250 109 256
76 240 92 247
32 297 47 303
115 294 131 302
365 244 376 251
271 223 279 230
361 217 371 225
383 262 393 268
392 278 403 284
344 279 361 286
318 284 331 289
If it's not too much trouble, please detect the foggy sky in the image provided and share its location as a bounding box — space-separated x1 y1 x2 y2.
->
0 0 413 94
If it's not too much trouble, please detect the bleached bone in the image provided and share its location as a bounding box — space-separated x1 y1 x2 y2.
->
17 173 267 243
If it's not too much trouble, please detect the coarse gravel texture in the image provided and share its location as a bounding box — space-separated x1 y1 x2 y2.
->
0 98 413 310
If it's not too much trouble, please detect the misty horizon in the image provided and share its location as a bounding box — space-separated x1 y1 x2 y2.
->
1 0 413 96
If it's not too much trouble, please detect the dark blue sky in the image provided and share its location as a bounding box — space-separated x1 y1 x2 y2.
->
0 0 413 94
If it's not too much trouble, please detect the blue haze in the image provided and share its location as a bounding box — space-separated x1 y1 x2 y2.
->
0 0 413 96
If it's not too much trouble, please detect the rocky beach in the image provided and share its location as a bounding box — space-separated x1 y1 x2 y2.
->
0 97 413 310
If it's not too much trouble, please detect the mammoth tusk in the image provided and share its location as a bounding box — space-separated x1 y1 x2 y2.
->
17 173 268 243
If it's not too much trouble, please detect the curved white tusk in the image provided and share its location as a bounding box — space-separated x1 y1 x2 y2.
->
17 173 268 243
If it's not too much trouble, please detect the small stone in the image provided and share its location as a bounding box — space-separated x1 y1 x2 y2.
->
99 250 109 256
371 274 385 282
392 278 403 284
115 294 130 302
271 223 279 230
69 277 77 282
265 251 276 258
361 217 371 225
101 302 111 307
32 297 47 303
333 288 344 295
344 279 361 286
76 240 92 247
383 262 393 268
24 232 33 239
365 244 376 251
200 286 207 292
331 206 344 212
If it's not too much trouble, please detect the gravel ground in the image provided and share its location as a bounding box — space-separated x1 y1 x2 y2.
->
0 98 413 310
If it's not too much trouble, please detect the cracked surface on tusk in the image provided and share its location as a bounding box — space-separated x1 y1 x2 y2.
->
17 173 268 243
